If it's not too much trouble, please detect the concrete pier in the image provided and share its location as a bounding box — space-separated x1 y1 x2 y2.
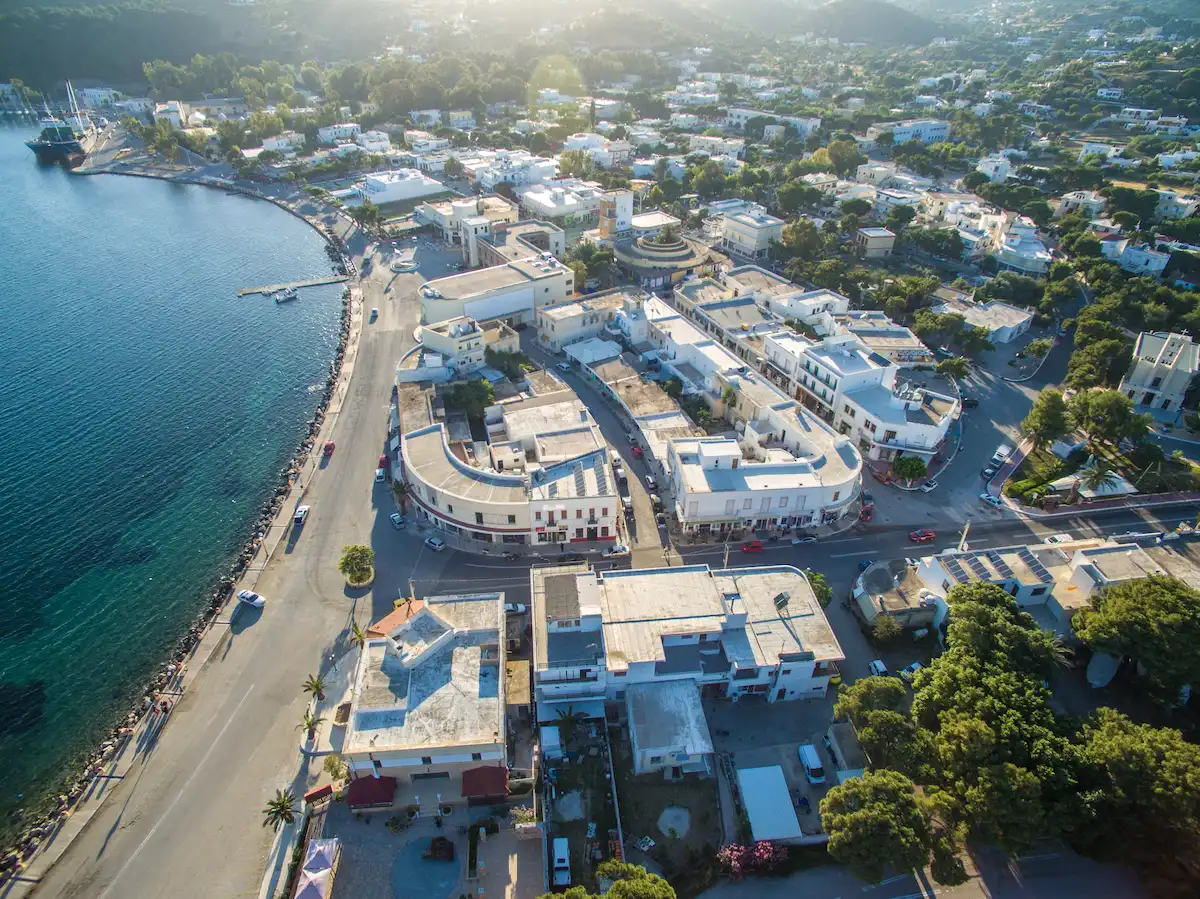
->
238 275 349 296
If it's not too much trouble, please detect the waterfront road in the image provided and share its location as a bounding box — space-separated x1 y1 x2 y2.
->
32 202 458 898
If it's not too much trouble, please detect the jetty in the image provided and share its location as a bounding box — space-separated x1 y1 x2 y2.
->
238 275 348 297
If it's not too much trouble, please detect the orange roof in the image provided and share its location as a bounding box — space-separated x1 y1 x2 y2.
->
367 599 426 637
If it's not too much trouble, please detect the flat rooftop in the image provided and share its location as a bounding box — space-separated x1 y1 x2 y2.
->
673 437 820 495
530 565 604 669
627 681 712 755
724 265 795 298
675 278 731 306
346 594 504 754
540 292 626 321
529 448 614 499
807 340 890 378
695 296 778 334
936 545 1074 590
424 257 565 301
860 559 931 614
403 424 529 505
932 294 1033 330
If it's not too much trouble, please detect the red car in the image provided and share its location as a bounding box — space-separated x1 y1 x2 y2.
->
741 540 765 553
322 441 335 457
631 446 644 460
909 529 936 543
378 453 388 468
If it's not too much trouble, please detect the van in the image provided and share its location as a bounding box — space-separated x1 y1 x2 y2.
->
990 444 1013 467
798 743 826 785
552 837 571 888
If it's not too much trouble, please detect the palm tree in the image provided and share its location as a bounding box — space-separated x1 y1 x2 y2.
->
392 481 410 513
297 711 325 742
262 789 298 831
1079 462 1121 496
350 620 368 653
302 674 326 701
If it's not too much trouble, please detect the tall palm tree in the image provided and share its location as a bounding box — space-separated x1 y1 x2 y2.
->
302 674 326 701
392 481 410 513
262 789 298 831
350 621 368 652
1079 462 1121 496
297 711 325 741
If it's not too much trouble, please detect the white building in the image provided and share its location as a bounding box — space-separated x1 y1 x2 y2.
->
873 189 922 218
262 131 306 154
1097 87 1125 100
420 255 573 326
519 181 606 228
153 101 184 128
1100 238 1171 278
317 123 360 145
720 207 785 260
1055 190 1107 219
411 109 443 127
475 151 559 191
762 332 957 461
865 119 950 145
931 287 1033 343
531 564 845 735
723 107 821 139
855 227 896 259
418 316 518 374
1118 331 1199 412
447 110 476 130
355 129 391 154
536 290 642 354
358 169 445 206
342 593 506 805
1154 189 1200 221
689 134 745 157
991 215 1052 277
976 154 1011 182
76 87 121 108
670 113 703 130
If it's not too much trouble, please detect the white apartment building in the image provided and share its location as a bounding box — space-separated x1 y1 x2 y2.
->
801 172 839 196
420 255 573 326
670 113 703 130
1154 189 1200 221
76 87 121 108
519 181 606 228
418 316 518 374
976 154 1011 182
1119 331 1199 412
447 110 476 130
763 332 957 461
721 207 785 260
357 169 445 206
874 188 922 218
931 287 1033 343
827 311 934 366
411 109 442 127
409 135 452 156
723 107 821 139
563 133 634 169
991 215 1052 277
1100 238 1171 278
689 135 745 157
355 129 391 154
1097 87 1125 100
417 195 519 247
536 290 641 353
475 151 559 191
262 131 306 154
865 119 950 145
1116 107 1157 123
343 593 506 806
153 101 184 128
530 564 845 737
1055 190 1108 219
317 123 360 145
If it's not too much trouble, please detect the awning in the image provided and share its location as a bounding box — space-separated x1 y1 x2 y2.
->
390 435 401 452
736 766 801 841
461 765 508 798
345 775 397 809
536 698 606 724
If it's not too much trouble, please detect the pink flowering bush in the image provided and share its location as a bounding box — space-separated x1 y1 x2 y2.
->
716 841 789 879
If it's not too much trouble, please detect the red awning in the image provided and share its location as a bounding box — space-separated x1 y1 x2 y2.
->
461 766 508 799
346 776 397 809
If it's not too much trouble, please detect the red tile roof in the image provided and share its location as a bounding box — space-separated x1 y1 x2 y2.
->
367 600 426 637
345 776 397 809
461 765 508 798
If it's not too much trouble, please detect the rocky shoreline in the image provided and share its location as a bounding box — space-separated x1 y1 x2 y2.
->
0 201 358 881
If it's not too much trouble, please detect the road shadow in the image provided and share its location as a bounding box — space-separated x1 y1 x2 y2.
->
229 602 262 635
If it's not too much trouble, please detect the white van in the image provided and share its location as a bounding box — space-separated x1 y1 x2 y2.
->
990 444 1014 467
798 743 826 785
552 837 571 888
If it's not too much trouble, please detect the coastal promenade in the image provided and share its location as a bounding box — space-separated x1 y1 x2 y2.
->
19 174 444 899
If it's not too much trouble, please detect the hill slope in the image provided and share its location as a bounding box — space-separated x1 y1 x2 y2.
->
805 0 958 45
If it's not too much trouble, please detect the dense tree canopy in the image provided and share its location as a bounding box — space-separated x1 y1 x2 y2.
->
821 771 932 884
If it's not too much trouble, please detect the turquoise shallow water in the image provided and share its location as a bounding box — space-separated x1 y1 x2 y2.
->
0 124 342 832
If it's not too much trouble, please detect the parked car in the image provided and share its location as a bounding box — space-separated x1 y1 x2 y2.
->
389 513 406 529
293 505 310 525
649 494 663 511
645 474 657 490
858 559 875 572
960 396 980 409
979 493 1003 508
900 662 924 682
369 307 378 321
919 480 938 493
1043 533 1073 545
375 468 387 482
868 659 889 677
909 528 936 543
322 441 336 457
555 362 571 373
378 453 389 468
424 536 446 552
981 466 998 480
741 540 765 553
237 589 265 608
504 603 527 615
605 544 630 556
631 446 644 460
792 534 818 544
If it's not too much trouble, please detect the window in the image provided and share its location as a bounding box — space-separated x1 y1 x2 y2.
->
421 756 433 765
778 496 788 508
725 499 736 515
508 515 516 524
471 752 482 761
589 508 595 519
476 512 484 524
614 670 627 677
782 668 791 675
447 503 454 514
576 509 583 518
1031 586 1047 596
576 527 584 538
601 507 608 517
650 756 663 764
601 526 609 537
743 498 753 509
760 497 770 511
547 512 555 524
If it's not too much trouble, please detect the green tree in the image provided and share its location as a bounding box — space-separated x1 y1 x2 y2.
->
873 614 902 644
936 357 969 379
535 862 675 899
821 771 931 884
891 455 928 484
338 544 375 585
1073 575 1200 705
1079 461 1121 496
1069 389 1151 447
1026 337 1053 358
827 139 867 177
780 218 823 261
558 148 594 179
807 571 833 608
297 710 325 741
262 789 298 831
1020 389 1070 450
841 198 872 217
444 379 495 420
835 676 908 723
443 156 464 178
302 674 326 701
662 377 684 399
568 260 588 291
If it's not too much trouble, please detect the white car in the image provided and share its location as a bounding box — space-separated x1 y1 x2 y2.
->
424 536 446 552
555 362 571 373
900 662 923 681
375 468 387 482
237 589 265 608
919 480 938 493
868 659 889 677
389 513 406 529
605 544 630 556
979 493 1003 508
645 474 657 490
293 505 310 525
504 603 528 615
1043 533 1073 545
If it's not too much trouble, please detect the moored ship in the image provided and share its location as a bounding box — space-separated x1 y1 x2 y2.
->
25 82 96 166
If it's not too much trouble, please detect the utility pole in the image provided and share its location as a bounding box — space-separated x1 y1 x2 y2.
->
958 519 971 553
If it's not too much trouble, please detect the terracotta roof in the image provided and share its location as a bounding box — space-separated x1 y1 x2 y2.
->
345 776 397 809
461 765 508 798
367 599 426 637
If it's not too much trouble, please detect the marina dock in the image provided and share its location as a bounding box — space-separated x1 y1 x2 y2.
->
238 276 348 297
